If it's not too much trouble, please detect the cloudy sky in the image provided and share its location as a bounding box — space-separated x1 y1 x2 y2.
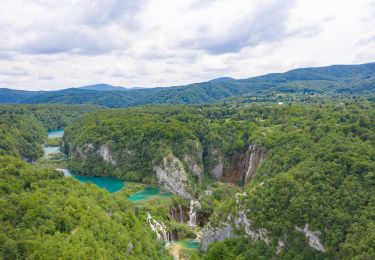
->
0 0 374 90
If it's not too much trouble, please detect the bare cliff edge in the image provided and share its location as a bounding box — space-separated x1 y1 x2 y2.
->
65 139 266 198
153 154 193 200
210 143 266 186
201 192 326 254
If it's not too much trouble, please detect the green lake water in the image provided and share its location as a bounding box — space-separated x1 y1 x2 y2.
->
178 240 200 249
128 187 173 202
57 169 124 193
48 129 64 138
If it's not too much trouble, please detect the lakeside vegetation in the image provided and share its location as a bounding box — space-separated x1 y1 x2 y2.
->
0 94 374 259
64 98 375 259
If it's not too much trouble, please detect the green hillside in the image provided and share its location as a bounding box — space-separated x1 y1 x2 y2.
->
1 62 374 108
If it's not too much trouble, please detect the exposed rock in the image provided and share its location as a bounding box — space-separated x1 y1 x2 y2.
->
234 210 269 244
153 154 193 200
215 143 266 185
84 143 94 153
201 224 234 252
183 154 203 184
243 144 266 184
204 187 213 197
276 238 285 254
188 200 200 227
169 204 188 223
147 212 169 242
212 157 223 179
295 223 325 252
98 144 116 165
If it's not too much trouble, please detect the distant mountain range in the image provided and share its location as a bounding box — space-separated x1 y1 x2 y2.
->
0 62 374 107
77 84 127 91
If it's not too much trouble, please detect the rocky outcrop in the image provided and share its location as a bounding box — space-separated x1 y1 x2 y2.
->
201 224 234 251
243 144 266 184
276 238 285 254
169 204 188 223
215 143 266 185
188 200 200 227
183 154 203 184
295 224 325 252
69 142 117 166
98 144 116 165
153 154 193 200
234 210 269 244
147 212 169 242
212 157 223 179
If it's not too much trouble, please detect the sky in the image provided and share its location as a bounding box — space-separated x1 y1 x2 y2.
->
0 0 374 90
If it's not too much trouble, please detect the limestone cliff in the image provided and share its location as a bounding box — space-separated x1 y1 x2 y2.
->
201 224 234 251
295 224 325 252
153 154 193 200
210 143 266 186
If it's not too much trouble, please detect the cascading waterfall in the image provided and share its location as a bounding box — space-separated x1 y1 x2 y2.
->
178 205 184 222
188 200 200 227
147 212 169 243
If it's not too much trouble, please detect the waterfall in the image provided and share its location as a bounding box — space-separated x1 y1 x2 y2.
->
188 200 200 227
178 205 184 222
147 212 169 242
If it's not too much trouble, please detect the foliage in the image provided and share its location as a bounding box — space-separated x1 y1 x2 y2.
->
0 106 45 161
0 104 98 161
0 156 171 259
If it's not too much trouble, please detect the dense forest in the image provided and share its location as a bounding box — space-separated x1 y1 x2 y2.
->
0 156 171 259
0 105 171 259
0 63 374 108
0 86 374 259
0 104 97 161
62 98 375 259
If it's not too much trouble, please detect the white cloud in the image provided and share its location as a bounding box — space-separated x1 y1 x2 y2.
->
0 0 374 90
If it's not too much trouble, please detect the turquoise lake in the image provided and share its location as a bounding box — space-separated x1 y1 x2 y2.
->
48 129 64 138
128 187 173 202
177 240 200 249
57 169 125 193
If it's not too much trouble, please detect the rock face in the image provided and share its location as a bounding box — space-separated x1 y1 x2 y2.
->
68 142 117 166
98 144 116 165
147 212 168 242
243 144 266 184
188 200 200 227
212 157 223 179
153 154 193 200
201 225 234 251
183 154 203 184
234 210 269 244
169 204 188 223
296 224 325 252
214 143 266 185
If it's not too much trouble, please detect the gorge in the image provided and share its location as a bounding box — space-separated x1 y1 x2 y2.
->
1 94 374 259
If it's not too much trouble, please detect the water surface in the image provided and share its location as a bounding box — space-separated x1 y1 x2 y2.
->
177 240 200 249
128 187 173 202
48 129 64 138
57 168 124 193
44 146 61 156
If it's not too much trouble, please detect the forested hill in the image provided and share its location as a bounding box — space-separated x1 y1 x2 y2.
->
0 104 98 161
1 62 374 107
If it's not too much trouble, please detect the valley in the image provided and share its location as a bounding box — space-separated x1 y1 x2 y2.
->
40 126 203 259
0 0 373 258
0 69 374 259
